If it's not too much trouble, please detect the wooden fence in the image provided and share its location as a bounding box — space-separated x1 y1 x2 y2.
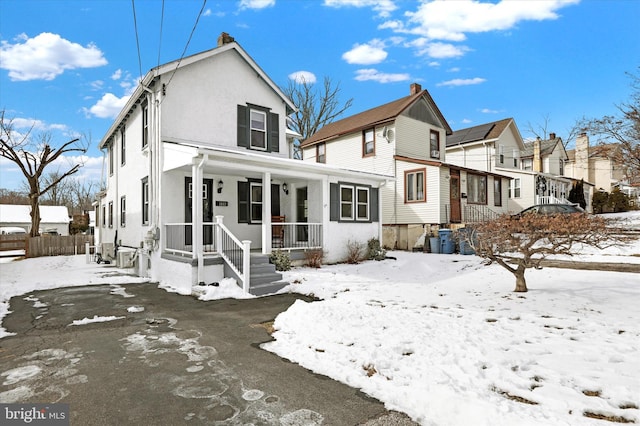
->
0 234 27 252
26 235 95 258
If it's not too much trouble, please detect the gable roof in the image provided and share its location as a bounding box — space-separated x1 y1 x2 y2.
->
446 118 514 147
521 137 562 158
0 205 70 224
300 88 451 148
99 36 296 149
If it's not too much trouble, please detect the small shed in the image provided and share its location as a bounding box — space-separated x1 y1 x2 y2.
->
0 204 71 236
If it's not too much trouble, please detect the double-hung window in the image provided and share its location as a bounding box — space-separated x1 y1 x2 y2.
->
102 205 106 227
405 169 426 203
498 144 504 164
494 178 502 207
317 142 326 163
142 177 149 225
430 130 439 158
109 140 114 176
340 185 354 220
467 173 487 204
363 128 374 157
120 196 126 227
250 182 263 222
142 101 149 149
511 178 521 198
513 149 519 167
120 127 126 166
250 110 267 150
108 201 113 228
356 187 369 220
339 185 370 221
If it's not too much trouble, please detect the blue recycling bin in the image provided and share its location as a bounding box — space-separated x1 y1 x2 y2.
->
429 237 440 253
439 229 455 254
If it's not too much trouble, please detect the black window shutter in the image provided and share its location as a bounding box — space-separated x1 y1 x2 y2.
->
271 184 280 216
237 105 248 148
268 112 279 152
370 187 379 222
330 183 339 221
237 181 249 223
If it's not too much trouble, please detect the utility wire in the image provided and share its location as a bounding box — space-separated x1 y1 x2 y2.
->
157 0 165 68
162 0 207 97
131 0 144 82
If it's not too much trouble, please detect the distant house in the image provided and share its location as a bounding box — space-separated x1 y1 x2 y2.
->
446 119 588 212
96 33 388 295
300 83 512 250
0 204 71 235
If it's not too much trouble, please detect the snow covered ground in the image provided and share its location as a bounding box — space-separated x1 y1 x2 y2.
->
1 212 639 425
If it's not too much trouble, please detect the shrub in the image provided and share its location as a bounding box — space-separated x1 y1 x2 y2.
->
269 250 291 271
304 249 324 268
366 238 386 261
345 240 364 264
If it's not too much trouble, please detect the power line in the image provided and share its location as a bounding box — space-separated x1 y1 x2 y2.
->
157 0 165 68
131 0 144 82
163 0 208 96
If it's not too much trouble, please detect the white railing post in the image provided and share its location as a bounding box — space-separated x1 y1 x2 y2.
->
216 215 224 254
242 240 251 293
85 242 90 263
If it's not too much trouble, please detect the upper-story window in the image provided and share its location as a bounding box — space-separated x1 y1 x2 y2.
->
363 128 375 157
120 196 126 227
142 101 149 149
522 158 533 171
316 142 326 163
513 149 519 167
108 201 114 228
108 139 114 176
498 144 504 164
430 130 440 159
237 104 280 153
405 168 426 203
141 177 149 225
559 159 564 176
120 126 126 166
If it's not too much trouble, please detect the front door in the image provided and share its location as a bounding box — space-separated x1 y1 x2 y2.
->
296 187 308 241
184 177 214 246
450 170 461 223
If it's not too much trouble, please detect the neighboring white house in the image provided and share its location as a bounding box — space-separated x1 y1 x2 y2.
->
445 119 589 212
300 83 512 250
0 204 71 235
96 33 390 295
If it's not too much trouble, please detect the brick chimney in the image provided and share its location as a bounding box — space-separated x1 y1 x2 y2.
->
575 132 590 182
217 32 235 47
410 83 422 95
533 137 542 172
549 132 556 140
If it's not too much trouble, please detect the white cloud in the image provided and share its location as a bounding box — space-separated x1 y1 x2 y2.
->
288 71 317 84
342 41 388 65
10 117 69 134
203 8 212 16
90 80 104 91
111 69 122 80
409 40 469 59
239 0 275 10
0 32 107 81
437 77 486 87
480 108 499 114
354 68 410 83
85 93 131 119
324 0 398 18
449 67 460 72
462 118 473 124
404 0 579 41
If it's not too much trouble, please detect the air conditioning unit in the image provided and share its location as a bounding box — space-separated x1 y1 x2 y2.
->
117 249 137 269
431 150 440 158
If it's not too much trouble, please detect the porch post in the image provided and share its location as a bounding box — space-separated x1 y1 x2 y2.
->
262 171 271 255
194 157 205 285
322 175 330 253
242 240 251 293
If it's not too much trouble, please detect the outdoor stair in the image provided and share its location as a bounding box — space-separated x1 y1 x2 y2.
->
247 254 288 296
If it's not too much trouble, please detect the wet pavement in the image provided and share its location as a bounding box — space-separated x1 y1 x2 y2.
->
0 283 418 425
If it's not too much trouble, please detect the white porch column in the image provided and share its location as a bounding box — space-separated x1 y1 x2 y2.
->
262 171 272 255
322 176 330 252
193 157 205 284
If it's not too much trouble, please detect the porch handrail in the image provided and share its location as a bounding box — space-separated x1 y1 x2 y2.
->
215 216 250 293
271 222 323 250
537 195 572 205
463 204 501 223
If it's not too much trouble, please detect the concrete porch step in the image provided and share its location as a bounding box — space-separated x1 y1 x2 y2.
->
248 253 288 296
249 280 289 296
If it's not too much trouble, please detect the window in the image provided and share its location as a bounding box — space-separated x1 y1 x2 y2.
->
317 142 326 163
108 201 113 228
142 101 149 148
109 140 114 176
405 169 426 202
522 158 532 171
363 128 374 157
511 178 521 198
559 159 564 176
142 177 149 225
250 182 263 222
250 110 267 150
102 205 106 227
498 144 504 164
120 196 126 227
340 185 354 220
494 178 502 207
513 149 519 167
467 173 487 204
430 130 439 158
357 187 369 220
120 127 126 166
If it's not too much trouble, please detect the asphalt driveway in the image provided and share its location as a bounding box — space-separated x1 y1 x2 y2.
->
0 282 416 425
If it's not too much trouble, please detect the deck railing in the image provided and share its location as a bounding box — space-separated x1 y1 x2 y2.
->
271 222 323 250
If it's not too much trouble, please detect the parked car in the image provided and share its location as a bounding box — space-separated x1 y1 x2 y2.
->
512 204 585 218
0 226 27 235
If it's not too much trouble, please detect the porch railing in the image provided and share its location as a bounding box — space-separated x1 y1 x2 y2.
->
164 222 218 255
216 218 250 293
536 195 572 205
463 204 501 223
271 222 323 251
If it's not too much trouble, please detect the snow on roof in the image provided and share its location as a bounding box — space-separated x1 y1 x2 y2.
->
0 204 71 224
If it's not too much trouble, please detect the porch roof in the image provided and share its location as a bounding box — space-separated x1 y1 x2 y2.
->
163 140 394 184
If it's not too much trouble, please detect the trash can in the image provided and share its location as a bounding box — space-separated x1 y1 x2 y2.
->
457 228 475 255
439 229 455 254
429 236 440 254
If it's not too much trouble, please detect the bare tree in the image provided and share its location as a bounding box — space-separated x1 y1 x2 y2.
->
463 213 635 292
578 68 640 182
0 111 87 236
282 76 353 159
525 113 581 148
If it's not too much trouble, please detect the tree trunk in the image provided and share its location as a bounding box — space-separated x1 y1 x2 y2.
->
29 195 41 237
514 267 528 292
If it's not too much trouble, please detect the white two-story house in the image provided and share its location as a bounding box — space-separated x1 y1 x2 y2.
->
446 118 585 212
300 83 511 250
96 33 389 295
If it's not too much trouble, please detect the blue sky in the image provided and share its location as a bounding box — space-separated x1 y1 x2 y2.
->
1 0 638 190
